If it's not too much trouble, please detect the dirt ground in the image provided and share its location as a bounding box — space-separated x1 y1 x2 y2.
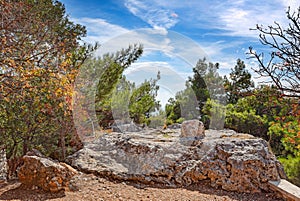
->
0 173 284 201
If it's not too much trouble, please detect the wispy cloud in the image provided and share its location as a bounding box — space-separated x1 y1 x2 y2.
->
71 17 129 44
217 1 289 37
71 0 300 86
144 0 299 38
124 0 179 31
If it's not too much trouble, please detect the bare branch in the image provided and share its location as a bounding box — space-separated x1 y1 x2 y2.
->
248 7 300 98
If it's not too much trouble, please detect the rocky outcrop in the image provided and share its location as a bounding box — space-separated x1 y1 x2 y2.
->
67 128 286 193
18 153 78 192
180 120 205 146
0 148 7 181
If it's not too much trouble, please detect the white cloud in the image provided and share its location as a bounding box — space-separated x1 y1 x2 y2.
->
71 17 129 44
138 0 298 38
72 2 296 86
124 0 179 31
94 29 175 57
94 29 209 68
217 2 288 37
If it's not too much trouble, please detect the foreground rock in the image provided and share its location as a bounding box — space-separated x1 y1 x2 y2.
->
67 129 286 193
0 148 7 181
18 153 78 192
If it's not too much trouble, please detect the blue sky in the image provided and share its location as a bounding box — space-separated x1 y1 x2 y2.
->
61 0 299 106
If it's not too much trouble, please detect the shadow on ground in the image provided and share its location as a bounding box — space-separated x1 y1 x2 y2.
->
0 181 65 201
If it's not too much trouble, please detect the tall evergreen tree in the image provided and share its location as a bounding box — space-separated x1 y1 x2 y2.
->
129 72 161 124
166 58 225 125
188 58 225 112
224 59 254 104
78 44 143 128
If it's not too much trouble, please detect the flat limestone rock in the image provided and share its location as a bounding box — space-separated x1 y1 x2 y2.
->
67 129 286 193
269 179 300 201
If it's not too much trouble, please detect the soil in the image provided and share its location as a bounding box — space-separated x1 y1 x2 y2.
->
0 173 284 201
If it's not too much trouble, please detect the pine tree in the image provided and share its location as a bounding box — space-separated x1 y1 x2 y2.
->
166 58 225 125
224 59 254 104
188 58 225 112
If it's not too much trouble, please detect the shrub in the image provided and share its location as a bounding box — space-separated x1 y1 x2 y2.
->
202 99 226 129
176 117 185 124
279 156 300 187
224 95 269 138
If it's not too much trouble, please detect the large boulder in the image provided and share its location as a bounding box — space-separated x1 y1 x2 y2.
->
180 120 205 146
67 129 286 193
0 148 7 181
18 152 78 192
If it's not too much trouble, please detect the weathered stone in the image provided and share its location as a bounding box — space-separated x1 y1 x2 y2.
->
111 122 142 132
180 120 205 146
0 148 7 181
67 129 285 193
18 153 78 192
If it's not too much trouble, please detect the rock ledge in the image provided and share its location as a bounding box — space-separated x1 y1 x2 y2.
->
67 129 285 193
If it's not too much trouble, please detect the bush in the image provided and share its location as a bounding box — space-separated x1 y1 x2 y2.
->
224 95 270 138
176 117 185 124
279 156 300 187
268 115 300 158
165 118 174 126
202 99 226 129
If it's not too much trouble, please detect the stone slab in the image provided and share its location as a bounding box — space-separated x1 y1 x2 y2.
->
269 179 300 201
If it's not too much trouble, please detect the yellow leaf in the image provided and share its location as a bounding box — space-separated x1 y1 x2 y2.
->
59 102 64 108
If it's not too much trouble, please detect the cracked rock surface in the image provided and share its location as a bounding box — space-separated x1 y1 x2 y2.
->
67 129 285 193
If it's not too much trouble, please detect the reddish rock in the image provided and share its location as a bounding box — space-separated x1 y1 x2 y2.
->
18 154 77 192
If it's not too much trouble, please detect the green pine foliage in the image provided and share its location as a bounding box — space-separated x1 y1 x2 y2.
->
107 72 161 126
129 72 161 124
224 96 269 139
224 59 254 104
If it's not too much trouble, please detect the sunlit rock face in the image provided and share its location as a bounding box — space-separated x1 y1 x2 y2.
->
67 122 286 193
18 153 78 192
